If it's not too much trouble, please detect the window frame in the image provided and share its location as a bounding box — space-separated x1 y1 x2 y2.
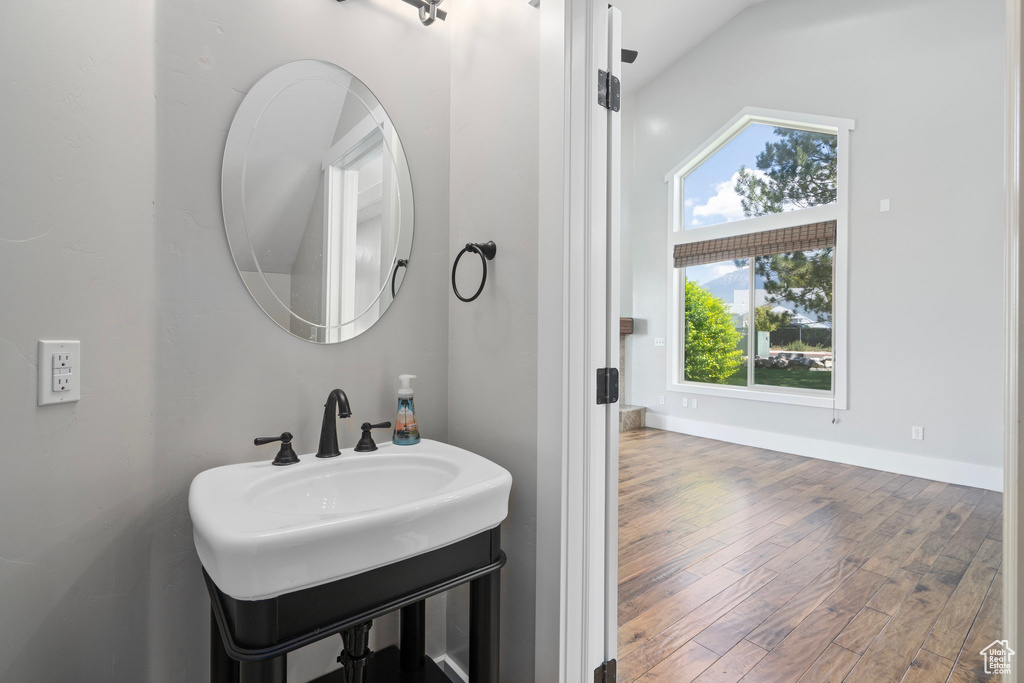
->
665 107 854 409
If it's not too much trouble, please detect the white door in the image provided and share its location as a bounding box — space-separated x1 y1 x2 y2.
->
604 8 622 671
601 3 623 674
584 1 623 677
558 2 623 679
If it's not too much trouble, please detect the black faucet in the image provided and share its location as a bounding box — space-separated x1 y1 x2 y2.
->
316 389 352 458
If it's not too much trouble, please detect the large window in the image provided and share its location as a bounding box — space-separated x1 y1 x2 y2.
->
667 109 852 408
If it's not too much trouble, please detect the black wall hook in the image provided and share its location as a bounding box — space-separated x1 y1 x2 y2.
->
391 259 408 299
452 241 497 303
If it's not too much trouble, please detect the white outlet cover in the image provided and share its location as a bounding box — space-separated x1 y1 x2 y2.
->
654 338 666 347
38 340 80 406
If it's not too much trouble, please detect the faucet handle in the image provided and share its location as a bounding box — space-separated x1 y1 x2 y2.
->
254 432 291 446
354 421 392 453
255 432 300 466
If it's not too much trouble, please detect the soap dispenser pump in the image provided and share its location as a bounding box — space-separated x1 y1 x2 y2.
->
393 374 420 445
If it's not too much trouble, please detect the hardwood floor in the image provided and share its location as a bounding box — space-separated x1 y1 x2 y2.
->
618 428 1003 682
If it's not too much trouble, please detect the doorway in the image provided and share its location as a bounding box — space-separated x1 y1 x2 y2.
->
612 0 1011 680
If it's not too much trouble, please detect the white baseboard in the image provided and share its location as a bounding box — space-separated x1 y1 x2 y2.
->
646 414 1003 492
435 654 469 683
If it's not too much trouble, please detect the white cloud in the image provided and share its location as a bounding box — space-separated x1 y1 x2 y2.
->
690 170 766 226
690 261 743 284
706 262 742 279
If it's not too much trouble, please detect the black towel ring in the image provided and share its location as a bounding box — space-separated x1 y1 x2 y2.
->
452 241 497 302
391 259 408 299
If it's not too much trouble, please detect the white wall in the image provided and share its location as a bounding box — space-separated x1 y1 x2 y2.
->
0 2 157 680
0 0 452 680
448 0 541 679
620 93 636 319
620 93 637 405
625 0 1007 485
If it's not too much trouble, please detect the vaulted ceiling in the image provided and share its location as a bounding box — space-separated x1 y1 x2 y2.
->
613 0 769 92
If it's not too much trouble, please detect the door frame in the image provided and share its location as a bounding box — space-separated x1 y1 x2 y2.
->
538 1 1023 680
1005 0 1021 677
536 0 619 680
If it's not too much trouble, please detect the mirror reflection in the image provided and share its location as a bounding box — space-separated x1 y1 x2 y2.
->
222 60 413 343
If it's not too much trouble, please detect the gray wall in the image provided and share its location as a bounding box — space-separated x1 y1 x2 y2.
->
0 0 452 679
625 0 1007 471
448 1 541 679
153 0 452 678
0 1 157 680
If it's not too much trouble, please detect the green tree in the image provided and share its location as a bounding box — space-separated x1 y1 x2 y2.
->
734 128 837 214
754 304 791 332
733 127 836 323
757 250 833 324
684 280 743 384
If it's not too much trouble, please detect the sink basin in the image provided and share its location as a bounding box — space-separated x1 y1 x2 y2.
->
189 439 512 600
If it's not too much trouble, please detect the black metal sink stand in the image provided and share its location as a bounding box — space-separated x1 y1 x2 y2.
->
205 528 505 683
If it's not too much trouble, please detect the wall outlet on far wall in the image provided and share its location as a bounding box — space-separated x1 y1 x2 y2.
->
911 426 924 440
659 395 665 405
654 337 666 347
681 397 688 408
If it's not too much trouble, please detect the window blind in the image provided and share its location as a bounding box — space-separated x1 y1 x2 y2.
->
673 220 836 269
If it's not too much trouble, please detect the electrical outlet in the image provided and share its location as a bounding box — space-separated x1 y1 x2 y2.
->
659 395 665 405
880 198 891 212
38 340 80 406
911 426 924 440
681 397 688 408
654 338 666 347
52 368 72 392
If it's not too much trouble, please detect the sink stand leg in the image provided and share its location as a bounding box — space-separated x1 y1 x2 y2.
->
238 655 286 683
400 601 426 670
211 609 240 683
469 571 500 683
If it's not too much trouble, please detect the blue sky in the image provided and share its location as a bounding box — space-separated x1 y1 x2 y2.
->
682 125 779 286
683 123 777 229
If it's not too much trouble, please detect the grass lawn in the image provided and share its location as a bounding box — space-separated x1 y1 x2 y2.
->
720 367 832 391
756 368 832 390
723 368 747 386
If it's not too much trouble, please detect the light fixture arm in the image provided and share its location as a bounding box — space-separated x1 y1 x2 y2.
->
417 0 443 26
337 0 447 26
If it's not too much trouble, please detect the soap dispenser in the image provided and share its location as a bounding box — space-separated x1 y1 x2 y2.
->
393 374 421 445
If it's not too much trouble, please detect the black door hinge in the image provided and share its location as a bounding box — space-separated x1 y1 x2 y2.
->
597 368 619 405
595 659 617 683
598 70 620 112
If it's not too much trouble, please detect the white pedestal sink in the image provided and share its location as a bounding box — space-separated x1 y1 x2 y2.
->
189 439 512 600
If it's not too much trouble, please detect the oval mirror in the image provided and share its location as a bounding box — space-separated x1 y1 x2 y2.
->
222 60 413 343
